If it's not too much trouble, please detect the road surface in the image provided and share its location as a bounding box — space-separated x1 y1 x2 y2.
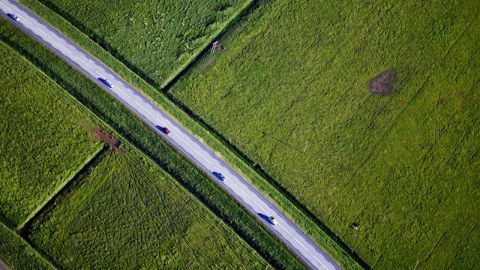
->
0 1 340 269
0 260 8 270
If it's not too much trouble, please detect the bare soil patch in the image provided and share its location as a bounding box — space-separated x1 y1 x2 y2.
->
368 69 396 95
93 127 124 154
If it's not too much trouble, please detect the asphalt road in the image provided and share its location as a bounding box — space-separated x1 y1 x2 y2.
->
0 260 8 270
0 1 340 269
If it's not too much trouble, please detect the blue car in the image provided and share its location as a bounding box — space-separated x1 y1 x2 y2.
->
98 77 113 88
212 171 225 181
258 213 278 225
7 13 19 21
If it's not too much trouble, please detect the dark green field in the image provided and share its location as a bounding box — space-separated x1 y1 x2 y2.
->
29 0 251 87
27 146 269 269
171 0 480 268
0 41 100 226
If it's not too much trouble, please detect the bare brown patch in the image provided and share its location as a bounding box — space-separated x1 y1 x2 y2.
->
93 127 124 154
368 69 396 96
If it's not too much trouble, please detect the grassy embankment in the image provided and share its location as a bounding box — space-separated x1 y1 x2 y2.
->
0 40 100 227
26 145 270 269
0 11 302 269
171 0 480 268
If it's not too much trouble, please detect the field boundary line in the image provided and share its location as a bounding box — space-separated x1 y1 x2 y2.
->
16 144 106 232
160 0 258 90
0 221 58 270
14 1 365 268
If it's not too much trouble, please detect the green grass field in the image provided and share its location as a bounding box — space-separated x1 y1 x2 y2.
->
171 0 480 268
0 41 100 226
0 17 302 269
34 0 251 88
26 146 269 269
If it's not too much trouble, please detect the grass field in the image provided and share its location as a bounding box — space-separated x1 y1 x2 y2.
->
0 17 302 268
14 2 363 267
0 222 54 270
34 0 252 88
171 0 480 268
0 20 273 269
0 40 100 226
26 146 269 269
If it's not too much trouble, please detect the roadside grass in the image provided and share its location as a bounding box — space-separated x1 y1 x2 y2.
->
0 18 302 269
0 40 100 227
15 0 362 267
0 222 55 270
30 0 252 89
25 145 270 269
171 0 480 268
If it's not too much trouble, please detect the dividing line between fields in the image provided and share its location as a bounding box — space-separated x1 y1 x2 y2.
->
17 144 107 232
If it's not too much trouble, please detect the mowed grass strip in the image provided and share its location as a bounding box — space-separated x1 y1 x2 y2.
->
31 0 251 88
26 145 270 269
0 222 55 270
0 17 302 269
171 0 480 268
0 40 100 226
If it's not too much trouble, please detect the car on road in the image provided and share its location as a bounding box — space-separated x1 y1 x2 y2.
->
155 125 170 134
258 213 278 225
98 77 113 88
212 171 225 181
7 13 19 21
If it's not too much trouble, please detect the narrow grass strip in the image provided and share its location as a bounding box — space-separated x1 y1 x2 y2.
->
0 221 56 270
17 144 106 232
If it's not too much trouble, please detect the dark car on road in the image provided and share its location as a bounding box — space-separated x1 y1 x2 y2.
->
7 13 19 21
212 171 225 181
155 125 170 134
98 77 113 88
258 213 278 225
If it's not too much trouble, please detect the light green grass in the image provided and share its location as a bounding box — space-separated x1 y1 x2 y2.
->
27 146 270 269
0 41 99 226
34 0 250 88
171 0 480 268
0 222 54 270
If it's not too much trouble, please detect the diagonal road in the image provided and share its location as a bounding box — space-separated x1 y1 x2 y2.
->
0 1 340 269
